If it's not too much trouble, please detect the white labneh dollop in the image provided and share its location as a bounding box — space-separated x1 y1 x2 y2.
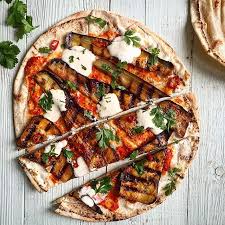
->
73 157 89 177
62 46 96 77
44 140 67 157
97 93 122 118
107 36 141 63
43 89 67 122
136 106 167 135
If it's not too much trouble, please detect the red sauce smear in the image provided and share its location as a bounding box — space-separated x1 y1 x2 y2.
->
162 147 173 175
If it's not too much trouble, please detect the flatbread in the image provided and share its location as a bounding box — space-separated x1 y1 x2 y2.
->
54 92 199 221
191 0 225 66
13 10 191 138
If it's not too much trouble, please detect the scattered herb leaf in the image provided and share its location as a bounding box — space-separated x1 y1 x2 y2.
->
65 80 77 90
42 145 57 163
69 55 74 63
148 47 160 66
163 167 181 196
0 41 20 69
124 30 141 47
81 64 87 70
96 83 105 98
132 126 144 134
132 159 146 175
63 149 74 159
91 176 112 194
39 91 54 112
84 110 94 120
129 150 138 160
38 47 51 54
150 106 176 132
85 15 107 29
96 127 119 149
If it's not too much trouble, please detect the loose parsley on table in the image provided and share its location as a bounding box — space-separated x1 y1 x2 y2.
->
7 0 38 40
96 127 119 149
132 126 144 134
91 176 112 194
65 80 77 90
39 91 54 112
0 41 20 69
42 144 57 163
148 47 160 66
124 30 141 47
150 106 176 132
85 15 107 29
163 167 181 196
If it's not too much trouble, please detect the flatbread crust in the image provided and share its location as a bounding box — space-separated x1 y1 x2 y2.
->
191 0 225 66
54 93 199 221
13 10 191 137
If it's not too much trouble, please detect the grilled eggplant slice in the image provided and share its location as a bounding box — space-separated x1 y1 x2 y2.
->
64 32 174 73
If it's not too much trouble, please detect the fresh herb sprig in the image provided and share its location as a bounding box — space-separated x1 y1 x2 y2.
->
85 15 107 29
7 0 38 40
39 91 54 112
96 83 105 98
124 30 141 47
96 127 119 149
91 176 112 194
0 41 20 68
42 145 57 163
148 47 160 66
129 150 138 160
150 106 176 132
163 167 181 196
84 110 94 120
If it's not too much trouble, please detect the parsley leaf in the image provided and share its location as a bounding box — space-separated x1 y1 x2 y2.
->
38 47 51 54
96 83 105 99
132 159 146 175
150 106 176 132
129 150 138 160
63 149 74 159
91 176 112 194
132 126 144 134
81 64 87 70
96 127 119 149
148 47 160 66
0 41 20 69
85 15 107 29
39 91 54 112
124 30 141 47
65 80 77 90
6 0 38 40
42 144 57 163
163 167 181 196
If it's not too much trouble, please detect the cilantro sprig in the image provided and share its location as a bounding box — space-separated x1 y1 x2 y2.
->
63 149 74 159
91 176 112 194
84 110 94 120
129 150 138 160
6 0 38 40
85 15 107 29
163 167 181 196
148 47 160 66
96 127 119 149
150 106 176 132
0 41 20 68
39 91 54 112
124 30 141 47
42 144 57 163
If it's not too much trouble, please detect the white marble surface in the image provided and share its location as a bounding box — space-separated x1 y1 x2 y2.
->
0 0 225 224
